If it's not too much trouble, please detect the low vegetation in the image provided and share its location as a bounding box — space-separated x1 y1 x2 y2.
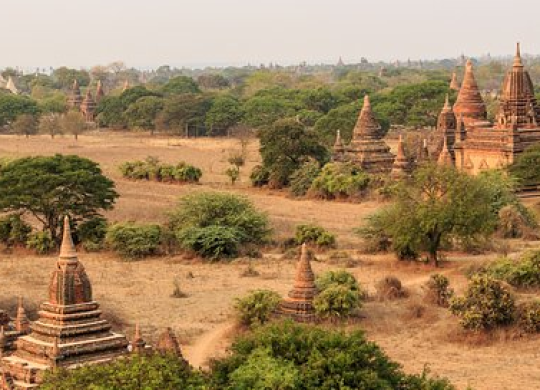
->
482 250 540 290
106 222 162 259
234 289 282 328
294 224 336 248
314 270 365 319
120 156 202 183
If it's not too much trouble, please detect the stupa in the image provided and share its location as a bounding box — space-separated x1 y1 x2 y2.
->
80 89 96 122
390 135 412 178
67 80 82 109
449 71 460 91
0 217 128 388
333 96 395 173
453 60 487 126
156 328 184 359
276 244 318 323
95 80 105 104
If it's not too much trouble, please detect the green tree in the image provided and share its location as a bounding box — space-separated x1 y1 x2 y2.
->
359 164 502 265
242 96 296 128
0 94 40 126
124 96 164 133
197 74 230 89
509 144 540 186
0 155 118 244
52 67 90 89
161 76 201 95
157 94 211 136
96 96 127 128
12 113 38 138
205 95 243 134
259 119 328 188
41 353 206 390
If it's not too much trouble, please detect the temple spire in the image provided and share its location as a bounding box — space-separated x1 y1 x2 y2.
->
514 42 523 68
443 94 451 111
333 130 344 153
59 216 77 261
449 71 460 91
132 323 146 354
15 297 29 334
453 59 487 125
391 135 412 179
352 95 382 140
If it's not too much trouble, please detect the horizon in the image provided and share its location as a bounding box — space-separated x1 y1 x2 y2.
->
2 0 539 69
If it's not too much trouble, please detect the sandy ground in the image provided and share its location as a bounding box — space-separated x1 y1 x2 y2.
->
0 133 539 389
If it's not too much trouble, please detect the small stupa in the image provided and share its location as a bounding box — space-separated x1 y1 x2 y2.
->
390 135 412 179
67 79 82 109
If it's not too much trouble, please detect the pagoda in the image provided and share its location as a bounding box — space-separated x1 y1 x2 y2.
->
67 80 82 109
435 95 457 162
449 71 460 91
453 59 487 126
390 135 412 178
80 89 96 122
156 328 184 359
5 78 18 95
95 80 105 104
277 244 318 323
333 95 395 173
452 44 540 174
0 217 128 388
0 299 30 358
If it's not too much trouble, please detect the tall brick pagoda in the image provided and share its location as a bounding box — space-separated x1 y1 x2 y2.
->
80 89 96 122
453 44 540 174
333 95 395 173
95 80 105 104
0 217 128 389
453 59 487 126
277 244 318 323
67 80 82 109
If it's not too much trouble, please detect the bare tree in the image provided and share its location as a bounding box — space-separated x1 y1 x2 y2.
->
39 113 62 139
12 114 38 138
61 111 86 140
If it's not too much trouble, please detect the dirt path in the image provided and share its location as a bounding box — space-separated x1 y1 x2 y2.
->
184 322 236 369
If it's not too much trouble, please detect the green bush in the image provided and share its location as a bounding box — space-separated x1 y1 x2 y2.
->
119 157 202 184
450 275 516 331
250 165 270 187
0 214 32 247
225 166 240 185
234 290 281 328
314 270 364 319
294 224 336 248
106 222 162 259
518 301 540 333
26 231 55 255
485 250 540 289
170 192 271 259
310 162 370 199
424 274 454 307
77 216 108 251
289 160 321 197
210 321 455 389
177 225 241 260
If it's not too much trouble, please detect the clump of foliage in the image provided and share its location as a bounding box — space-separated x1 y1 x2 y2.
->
314 270 365 319
0 155 118 245
310 162 370 199
26 231 55 255
41 353 206 390
106 222 162 259
509 144 540 186
375 276 407 300
210 321 455 389
0 214 32 248
357 164 513 266
355 209 393 253
249 165 270 187
484 250 540 289
424 274 454 307
77 216 108 252
289 160 321 197
225 165 240 185
170 192 271 259
294 224 336 248
497 205 538 239
234 290 281 328
450 275 516 331
120 157 202 184
517 301 540 333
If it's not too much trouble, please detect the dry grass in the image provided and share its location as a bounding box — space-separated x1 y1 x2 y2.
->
1 133 540 389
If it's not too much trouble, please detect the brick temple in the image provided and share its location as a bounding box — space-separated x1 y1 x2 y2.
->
277 244 318 323
333 95 395 173
438 44 540 174
68 80 104 122
0 217 129 389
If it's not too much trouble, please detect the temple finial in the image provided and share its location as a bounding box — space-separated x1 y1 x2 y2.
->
444 94 450 110
59 216 77 260
514 42 523 67
363 95 371 108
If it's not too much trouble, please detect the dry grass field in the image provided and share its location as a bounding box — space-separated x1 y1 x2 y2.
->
0 132 539 389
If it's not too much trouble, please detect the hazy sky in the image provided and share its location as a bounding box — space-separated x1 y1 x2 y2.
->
2 0 539 69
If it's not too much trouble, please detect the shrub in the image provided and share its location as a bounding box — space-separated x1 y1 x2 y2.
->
77 216 108 251
176 225 241 260
119 158 202 184
234 290 281 328
375 276 406 300
485 250 540 289
225 166 240 185
106 222 162 259
424 274 454 307
314 270 365 319
26 231 55 255
170 192 271 259
450 275 516 331
355 210 393 253
315 270 361 293
518 301 540 333
310 162 370 199
294 224 336 248
250 165 270 187
497 205 538 239
0 214 32 247
289 160 321 197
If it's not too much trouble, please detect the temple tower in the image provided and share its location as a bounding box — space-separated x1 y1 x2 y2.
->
332 130 345 158
1 217 128 388
67 80 82 109
95 80 105 104
437 137 454 167
436 95 457 161
80 89 96 122
390 135 412 179
453 60 487 126
449 71 460 91
277 244 318 323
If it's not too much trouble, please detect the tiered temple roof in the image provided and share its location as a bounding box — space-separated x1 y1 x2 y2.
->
435 95 457 161
277 244 318 323
67 80 82 109
453 60 487 126
333 96 395 173
1 217 128 388
80 89 96 122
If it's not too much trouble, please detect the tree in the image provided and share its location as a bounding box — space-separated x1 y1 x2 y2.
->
259 119 328 188
124 96 164 133
0 94 40 126
61 111 86 140
359 164 502 266
39 113 62 138
157 94 211 136
0 155 118 244
509 144 540 186
197 74 230 89
96 96 127 128
205 95 243 135
161 76 200 95
52 67 90 89
12 114 38 138
41 353 206 390
242 96 296 128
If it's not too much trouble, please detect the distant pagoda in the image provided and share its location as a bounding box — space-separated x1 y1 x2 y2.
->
0 217 128 389
435 95 457 163
80 89 96 122
95 80 105 104
67 80 82 109
277 244 318 323
449 71 460 91
333 95 395 173
390 135 412 178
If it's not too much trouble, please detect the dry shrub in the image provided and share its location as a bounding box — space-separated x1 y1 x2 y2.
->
240 263 260 278
326 250 361 268
375 276 407 301
171 278 188 298
497 205 539 240
423 274 454 307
